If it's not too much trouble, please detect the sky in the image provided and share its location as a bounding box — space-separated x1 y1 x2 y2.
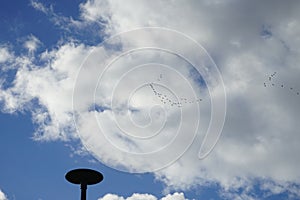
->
0 0 300 199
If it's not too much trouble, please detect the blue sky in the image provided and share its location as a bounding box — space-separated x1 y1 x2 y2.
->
1 0 300 200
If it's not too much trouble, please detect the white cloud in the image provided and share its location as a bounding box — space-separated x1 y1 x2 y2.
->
30 0 80 32
161 192 188 200
29 0 106 35
79 0 110 22
30 0 50 14
0 42 90 141
0 189 8 200
1 0 300 199
0 46 13 63
76 0 300 197
98 192 188 200
23 35 41 55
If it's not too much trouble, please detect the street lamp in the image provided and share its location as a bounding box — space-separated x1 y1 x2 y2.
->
66 168 103 200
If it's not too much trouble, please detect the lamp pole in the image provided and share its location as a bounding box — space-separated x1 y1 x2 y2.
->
81 182 87 200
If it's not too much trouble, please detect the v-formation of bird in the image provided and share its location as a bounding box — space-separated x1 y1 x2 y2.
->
149 74 202 108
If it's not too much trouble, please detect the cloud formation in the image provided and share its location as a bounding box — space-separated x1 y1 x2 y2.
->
0 41 90 141
98 192 188 200
0 189 8 200
1 0 300 199
30 0 109 37
0 46 13 63
23 35 41 55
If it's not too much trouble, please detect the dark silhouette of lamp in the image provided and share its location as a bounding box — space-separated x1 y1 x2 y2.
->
66 168 103 200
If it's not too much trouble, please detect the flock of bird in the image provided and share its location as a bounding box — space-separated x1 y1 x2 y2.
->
149 74 202 108
264 72 300 96
145 71 298 108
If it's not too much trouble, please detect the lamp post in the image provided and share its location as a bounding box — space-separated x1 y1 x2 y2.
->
66 168 103 200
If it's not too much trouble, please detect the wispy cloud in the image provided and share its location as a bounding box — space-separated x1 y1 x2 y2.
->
23 35 41 55
29 0 107 37
30 0 79 32
0 46 14 63
30 0 51 14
